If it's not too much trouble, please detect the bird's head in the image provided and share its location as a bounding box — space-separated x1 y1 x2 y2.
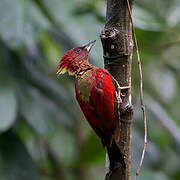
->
57 40 96 75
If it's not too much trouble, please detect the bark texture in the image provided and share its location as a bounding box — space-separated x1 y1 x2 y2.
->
100 0 134 179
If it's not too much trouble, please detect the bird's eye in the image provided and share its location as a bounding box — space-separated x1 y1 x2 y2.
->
75 48 82 53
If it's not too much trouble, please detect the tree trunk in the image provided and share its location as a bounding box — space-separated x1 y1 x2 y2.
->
100 0 134 180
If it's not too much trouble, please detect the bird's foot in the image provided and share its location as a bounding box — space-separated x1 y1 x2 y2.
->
116 86 131 104
117 86 131 91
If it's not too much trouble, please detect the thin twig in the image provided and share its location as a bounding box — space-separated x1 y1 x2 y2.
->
126 0 147 179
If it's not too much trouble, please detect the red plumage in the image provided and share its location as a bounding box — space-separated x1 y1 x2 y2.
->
75 68 115 142
57 40 125 170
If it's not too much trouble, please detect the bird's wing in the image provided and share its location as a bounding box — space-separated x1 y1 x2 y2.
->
90 68 116 131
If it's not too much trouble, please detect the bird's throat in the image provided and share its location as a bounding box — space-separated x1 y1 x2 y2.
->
76 71 92 102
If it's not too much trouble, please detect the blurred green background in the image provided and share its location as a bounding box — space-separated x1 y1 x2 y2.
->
0 0 180 180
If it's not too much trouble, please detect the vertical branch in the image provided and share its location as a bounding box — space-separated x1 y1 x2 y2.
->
100 0 134 180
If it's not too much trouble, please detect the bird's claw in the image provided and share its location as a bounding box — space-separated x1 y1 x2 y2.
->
116 86 130 104
117 86 131 91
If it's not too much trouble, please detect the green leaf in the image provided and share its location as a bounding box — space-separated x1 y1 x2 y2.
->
0 130 39 180
21 0 50 47
43 0 103 66
131 168 168 180
39 32 63 67
49 126 77 167
19 92 56 136
18 86 73 136
0 0 23 48
0 83 17 133
0 0 49 49
134 6 166 31
78 131 105 165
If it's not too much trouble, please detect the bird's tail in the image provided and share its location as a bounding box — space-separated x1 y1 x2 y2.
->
106 140 126 170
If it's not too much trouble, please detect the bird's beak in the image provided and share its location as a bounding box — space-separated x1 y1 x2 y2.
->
84 40 96 52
